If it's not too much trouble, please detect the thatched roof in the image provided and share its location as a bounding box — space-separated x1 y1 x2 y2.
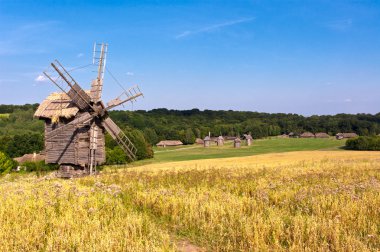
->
315 132 330 138
34 92 84 119
14 153 45 163
234 138 241 143
204 136 211 141
156 140 183 146
195 138 204 144
217 136 224 140
336 133 358 138
300 132 315 138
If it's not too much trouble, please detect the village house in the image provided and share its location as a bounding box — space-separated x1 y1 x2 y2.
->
243 134 253 146
300 132 315 138
315 132 330 138
156 140 183 147
234 138 241 148
335 133 358 140
217 136 224 146
203 136 211 147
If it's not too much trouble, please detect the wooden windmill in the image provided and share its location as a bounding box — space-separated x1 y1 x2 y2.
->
34 43 143 178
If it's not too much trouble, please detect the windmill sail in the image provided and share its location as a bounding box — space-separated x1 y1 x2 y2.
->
45 112 93 140
102 117 137 161
90 43 108 102
45 60 92 111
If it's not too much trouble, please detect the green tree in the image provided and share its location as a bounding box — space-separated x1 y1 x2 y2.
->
106 147 128 165
143 128 159 145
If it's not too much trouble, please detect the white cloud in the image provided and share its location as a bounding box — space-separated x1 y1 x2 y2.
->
77 53 84 58
126 72 134 76
344 98 352 103
175 17 255 39
35 74 48 82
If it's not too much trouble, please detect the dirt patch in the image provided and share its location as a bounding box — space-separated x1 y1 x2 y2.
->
176 240 206 252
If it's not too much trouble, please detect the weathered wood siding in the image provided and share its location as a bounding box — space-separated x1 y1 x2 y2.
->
45 121 76 164
45 120 106 166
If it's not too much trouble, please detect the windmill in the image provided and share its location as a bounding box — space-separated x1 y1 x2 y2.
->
34 43 143 178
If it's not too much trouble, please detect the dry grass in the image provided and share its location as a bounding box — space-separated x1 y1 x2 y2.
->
1 150 380 251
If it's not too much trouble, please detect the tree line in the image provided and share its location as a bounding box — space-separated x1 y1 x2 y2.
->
1 105 380 159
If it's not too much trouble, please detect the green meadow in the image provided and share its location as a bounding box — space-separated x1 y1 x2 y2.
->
137 137 346 164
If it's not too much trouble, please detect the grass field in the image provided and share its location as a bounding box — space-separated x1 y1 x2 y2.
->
1 149 379 251
148 137 346 163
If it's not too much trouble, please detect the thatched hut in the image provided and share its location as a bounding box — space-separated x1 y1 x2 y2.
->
14 153 45 163
156 140 183 147
234 138 241 148
243 134 253 146
288 132 299 138
315 132 330 138
195 138 204 145
335 133 358 140
204 136 211 147
300 132 315 138
217 136 224 146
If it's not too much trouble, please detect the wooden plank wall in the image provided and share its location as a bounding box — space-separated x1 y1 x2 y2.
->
45 121 106 167
45 121 76 164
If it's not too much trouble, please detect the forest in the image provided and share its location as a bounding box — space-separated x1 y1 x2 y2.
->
1 104 380 160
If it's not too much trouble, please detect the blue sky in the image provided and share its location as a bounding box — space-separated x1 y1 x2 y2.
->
0 0 379 115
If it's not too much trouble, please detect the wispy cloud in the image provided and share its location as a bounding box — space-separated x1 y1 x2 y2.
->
175 17 255 39
35 74 48 82
325 18 353 31
344 98 352 103
77 53 84 58
126 72 134 76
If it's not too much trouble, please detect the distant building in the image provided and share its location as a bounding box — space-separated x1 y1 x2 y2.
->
195 138 204 145
204 136 211 147
14 153 45 163
315 132 330 138
156 140 183 147
336 133 358 140
217 136 224 146
277 134 289 138
243 134 253 146
300 132 315 138
288 132 299 138
225 136 237 141
234 138 241 148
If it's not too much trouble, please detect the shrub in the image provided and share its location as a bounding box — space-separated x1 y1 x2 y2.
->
22 161 58 173
0 151 17 174
346 136 380 150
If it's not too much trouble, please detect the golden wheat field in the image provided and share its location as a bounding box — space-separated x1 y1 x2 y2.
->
1 150 380 251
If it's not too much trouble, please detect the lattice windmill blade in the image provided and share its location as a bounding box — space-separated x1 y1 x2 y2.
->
89 122 99 174
102 117 137 161
90 43 108 102
44 60 93 111
105 85 143 110
45 112 94 141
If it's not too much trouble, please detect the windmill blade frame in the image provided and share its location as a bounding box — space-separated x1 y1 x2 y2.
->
44 60 94 111
90 43 108 102
102 117 137 161
45 112 94 141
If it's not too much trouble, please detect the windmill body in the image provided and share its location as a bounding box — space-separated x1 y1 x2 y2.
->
34 43 143 177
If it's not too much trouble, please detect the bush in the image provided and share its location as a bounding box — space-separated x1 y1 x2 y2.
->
0 151 17 174
22 161 59 173
346 136 380 150
106 147 128 165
